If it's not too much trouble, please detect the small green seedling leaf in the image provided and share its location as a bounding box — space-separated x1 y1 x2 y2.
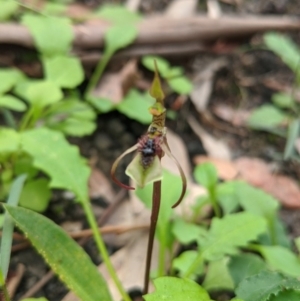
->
201 212 267 261
96 4 142 24
144 277 211 301
105 24 137 54
256 245 300 277
216 181 240 215
172 250 203 279
284 119 300 160
0 0 18 21
0 68 25 94
19 178 51 212
5 205 112 301
235 270 300 301
14 156 38 180
202 257 234 291
15 80 63 108
22 15 73 56
21 128 90 202
228 253 267 287
248 105 288 129
0 128 20 154
272 92 295 109
0 95 26 112
117 89 154 124
87 96 114 113
194 162 218 191
44 56 84 88
168 76 193 95
142 56 171 77
172 218 207 245
264 32 300 79
270 290 300 301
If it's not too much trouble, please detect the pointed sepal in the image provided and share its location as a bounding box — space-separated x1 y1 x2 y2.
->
149 60 165 103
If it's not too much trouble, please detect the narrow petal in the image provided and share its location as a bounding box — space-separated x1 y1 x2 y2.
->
161 141 187 208
111 144 138 190
126 153 162 188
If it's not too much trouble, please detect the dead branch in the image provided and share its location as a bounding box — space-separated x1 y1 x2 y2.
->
0 14 299 50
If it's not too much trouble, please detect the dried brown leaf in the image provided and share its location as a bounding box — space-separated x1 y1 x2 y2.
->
213 104 250 126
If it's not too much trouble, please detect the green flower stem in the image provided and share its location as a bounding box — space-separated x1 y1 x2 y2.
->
183 252 203 278
143 180 161 294
84 51 112 98
0 270 10 301
81 200 131 301
209 187 221 218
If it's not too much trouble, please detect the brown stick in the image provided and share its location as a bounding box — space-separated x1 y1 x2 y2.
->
1 15 300 49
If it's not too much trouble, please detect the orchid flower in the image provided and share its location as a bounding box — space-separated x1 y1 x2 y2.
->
111 62 186 208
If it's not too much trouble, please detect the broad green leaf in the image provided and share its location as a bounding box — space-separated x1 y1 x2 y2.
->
264 33 300 76
50 118 96 137
235 270 300 301
172 251 203 279
194 162 218 191
144 277 211 301
22 15 73 56
201 212 267 261
15 80 63 108
270 290 300 301
44 56 84 88
257 245 300 277
228 253 267 287
117 89 154 124
248 105 288 129
172 218 207 245
284 119 300 160
216 181 240 215
5 205 112 301
0 95 26 112
272 92 295 109
0 128 20 154
0 68 25 94
96 4 142 24
14 156 39 180
0 0 18 21
19 178 51 212
105 24 137 54
87 96 114 113
142 56 171 77
203 257 234 291
0 175 26 279
168 76 193 95
21 128 90 202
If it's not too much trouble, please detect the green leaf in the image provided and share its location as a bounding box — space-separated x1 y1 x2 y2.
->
117 89 154 124
264 33 300 76
22 15 73 56
142 56 171 77
21 128 90 202
201 212 267 261
172 251 203 279
0 128 20 154
203 257 234 291
216 181 240 215
168 76 193 95
14 156 39 180
248 105 288 129
15 80 63 108
256 245 300 277
284 119 300 160
44 56 84 88
96 4 142 24
0 95 26 112
270 290 300 301
272 92 295 109
194 162 218 191
19 178 51 212
0 0 18 21
4 205 112 301
105 24 137 54
0 68 25 94
235 270 300 301
228 253 267 287
87 96 114 113
172 218 207 245
144 277 211 301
